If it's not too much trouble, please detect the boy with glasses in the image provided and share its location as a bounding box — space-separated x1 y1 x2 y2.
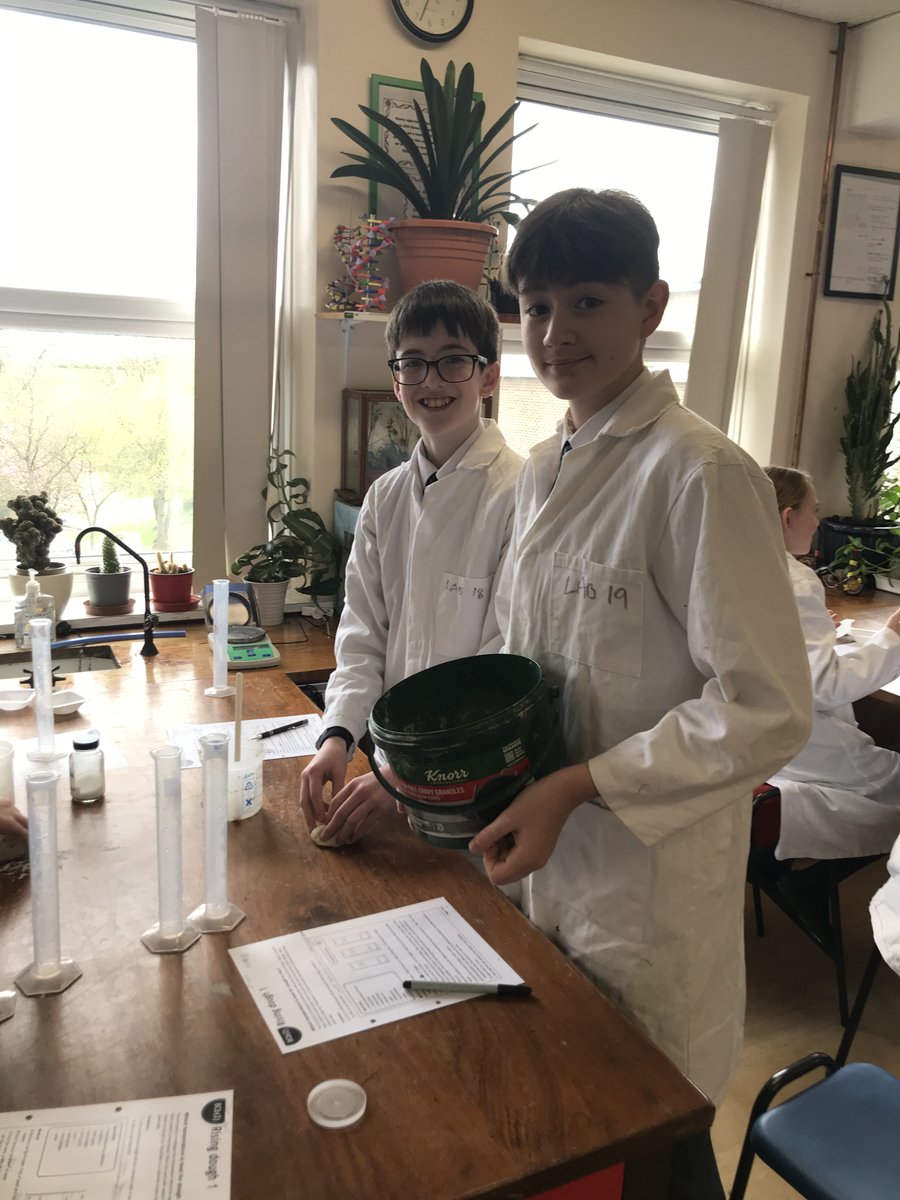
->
300 279 522 844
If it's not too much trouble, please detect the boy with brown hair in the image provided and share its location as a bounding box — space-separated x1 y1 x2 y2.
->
469 189 812 1198
300 279 522 842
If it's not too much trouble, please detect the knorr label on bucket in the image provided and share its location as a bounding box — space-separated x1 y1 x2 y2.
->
395 737 530 804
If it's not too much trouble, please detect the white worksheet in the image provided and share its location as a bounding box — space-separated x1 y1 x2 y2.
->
230 897 525 1053
0 1090 233 1199
166 713 325 766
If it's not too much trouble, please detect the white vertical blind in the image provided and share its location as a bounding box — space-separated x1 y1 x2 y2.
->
193 5 294 584
683 118 772 431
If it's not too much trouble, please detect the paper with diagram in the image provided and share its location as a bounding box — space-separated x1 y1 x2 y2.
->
0 1090 232 1199
229 897 525 1052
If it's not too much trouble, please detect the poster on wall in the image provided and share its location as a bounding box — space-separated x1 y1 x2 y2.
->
368 74 427 219
824 164 900 300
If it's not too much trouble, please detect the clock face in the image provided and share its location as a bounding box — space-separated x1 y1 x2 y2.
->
391 0 474 43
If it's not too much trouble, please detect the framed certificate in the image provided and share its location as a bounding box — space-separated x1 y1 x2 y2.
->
367 73 481 219
824 165 900 300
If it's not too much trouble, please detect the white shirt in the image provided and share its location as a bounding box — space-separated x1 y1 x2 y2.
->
324 420 523 744
773 553 900 859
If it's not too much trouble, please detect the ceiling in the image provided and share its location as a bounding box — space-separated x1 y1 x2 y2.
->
738 0 900 23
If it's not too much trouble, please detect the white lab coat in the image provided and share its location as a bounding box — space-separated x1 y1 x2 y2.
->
324 420 523 744
497 370 811 1105
870 831 900 975
772 553 900 860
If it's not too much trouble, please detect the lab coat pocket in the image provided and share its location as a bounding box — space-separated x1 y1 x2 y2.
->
435 572 493 658
550 552 643 676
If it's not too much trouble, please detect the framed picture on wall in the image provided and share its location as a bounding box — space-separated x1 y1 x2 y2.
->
367 74 482 219
341 388 495 503
342 389 421 502
824 164 900 300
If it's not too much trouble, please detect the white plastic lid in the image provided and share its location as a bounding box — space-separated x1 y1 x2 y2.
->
72 729 100 750
306 1079 367 1129
25 569 39 597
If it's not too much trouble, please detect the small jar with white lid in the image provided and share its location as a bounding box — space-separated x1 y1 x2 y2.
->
70 730 105 804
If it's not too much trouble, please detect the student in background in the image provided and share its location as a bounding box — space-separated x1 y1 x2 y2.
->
300 280 522 844
469 188 812 1200
765 464 900 862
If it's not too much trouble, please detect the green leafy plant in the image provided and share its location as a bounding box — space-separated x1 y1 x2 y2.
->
877 471 900 523
840 298 900 521
230 450 340 607
101 535 122 573
828 534 900 589
0 492 64 573
331 59 537 227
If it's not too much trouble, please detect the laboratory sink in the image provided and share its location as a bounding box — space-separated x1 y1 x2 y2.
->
0 644 120 682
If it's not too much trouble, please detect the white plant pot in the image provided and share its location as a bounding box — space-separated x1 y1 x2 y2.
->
874 573 900 595
250 579 289 627
9 566 74 621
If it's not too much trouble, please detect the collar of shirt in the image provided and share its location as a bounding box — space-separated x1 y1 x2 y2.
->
560 368 652 455
416 418 486 488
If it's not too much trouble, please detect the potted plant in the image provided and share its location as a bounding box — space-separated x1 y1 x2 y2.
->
829 535 900 595
84 535 133 611
231 449 340 627
2 491 73 619
149 551 195 611
331 58 537 295
819 299 900 568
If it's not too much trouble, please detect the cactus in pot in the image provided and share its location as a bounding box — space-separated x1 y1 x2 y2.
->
84 534 133 610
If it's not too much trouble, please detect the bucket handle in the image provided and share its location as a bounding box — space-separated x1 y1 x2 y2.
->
366 747 418 806
365 705 559 809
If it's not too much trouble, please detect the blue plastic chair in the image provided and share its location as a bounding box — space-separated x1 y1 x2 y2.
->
729 1052 900 1198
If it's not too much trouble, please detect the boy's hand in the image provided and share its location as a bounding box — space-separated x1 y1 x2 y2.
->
886 607 900 638
317 771 397 845
300 738 349 829
468 764 598 886
0 802 28 842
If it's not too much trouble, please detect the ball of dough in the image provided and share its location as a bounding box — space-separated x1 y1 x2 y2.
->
310 825 341 848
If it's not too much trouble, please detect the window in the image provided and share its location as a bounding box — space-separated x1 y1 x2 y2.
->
495 58 772 456
0 6 196 581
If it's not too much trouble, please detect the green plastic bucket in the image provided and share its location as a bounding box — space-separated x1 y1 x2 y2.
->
367 654 557 849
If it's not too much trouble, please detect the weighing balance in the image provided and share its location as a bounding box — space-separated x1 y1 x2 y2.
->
202 583 281 669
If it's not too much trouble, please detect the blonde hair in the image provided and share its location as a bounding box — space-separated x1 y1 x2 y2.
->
764 465 812 515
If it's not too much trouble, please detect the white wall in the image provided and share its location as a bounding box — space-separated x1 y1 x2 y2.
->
799 20 900 516
288 0 897 518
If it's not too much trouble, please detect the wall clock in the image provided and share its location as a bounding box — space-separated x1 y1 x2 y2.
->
390 0 474 43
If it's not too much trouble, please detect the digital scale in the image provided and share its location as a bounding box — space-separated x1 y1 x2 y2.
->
202 583 281 669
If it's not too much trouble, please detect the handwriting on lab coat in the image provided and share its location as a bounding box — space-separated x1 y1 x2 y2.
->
563 575 628 608
444 578 486 600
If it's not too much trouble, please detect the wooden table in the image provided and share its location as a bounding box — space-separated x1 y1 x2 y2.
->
0 630 711 1200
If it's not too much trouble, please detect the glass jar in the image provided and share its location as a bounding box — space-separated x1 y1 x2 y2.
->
70 730 105 804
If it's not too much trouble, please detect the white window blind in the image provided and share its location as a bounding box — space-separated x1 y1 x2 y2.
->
518 56 774 134
0 0 296 37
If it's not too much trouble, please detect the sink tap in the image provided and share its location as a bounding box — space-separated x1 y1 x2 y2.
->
74 527 159 657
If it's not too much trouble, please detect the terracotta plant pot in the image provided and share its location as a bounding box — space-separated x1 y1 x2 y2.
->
391 219 497 295
149 569 195 608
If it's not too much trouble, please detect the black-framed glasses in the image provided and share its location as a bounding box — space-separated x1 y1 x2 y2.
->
388 353 487 385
